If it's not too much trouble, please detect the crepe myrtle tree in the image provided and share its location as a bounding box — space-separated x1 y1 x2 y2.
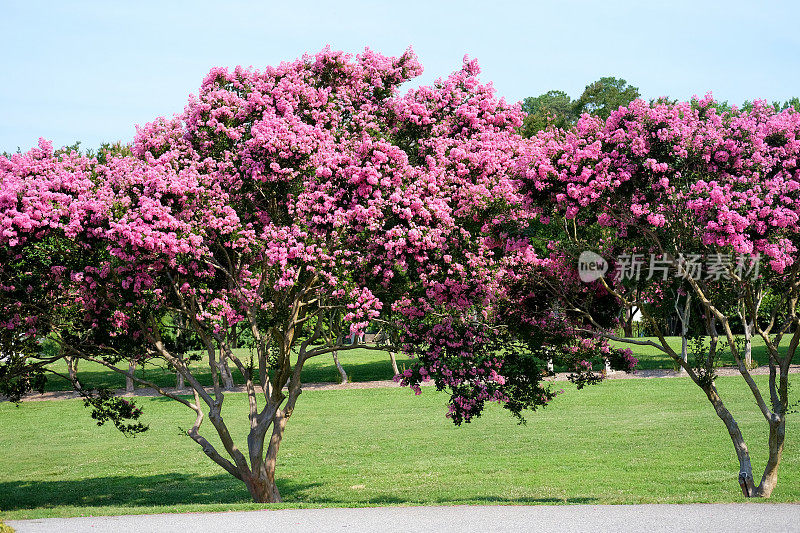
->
0 144 123 395
0 48 632 503
520 95 800 497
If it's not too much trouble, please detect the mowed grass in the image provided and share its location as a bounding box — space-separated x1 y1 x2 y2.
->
1 375 798 520
40 335 794 392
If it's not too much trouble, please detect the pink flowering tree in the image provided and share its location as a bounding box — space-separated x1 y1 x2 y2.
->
0 49 624 502
0 142 97 400
521 95 800 497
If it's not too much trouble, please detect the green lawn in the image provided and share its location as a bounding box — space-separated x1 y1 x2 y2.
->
40 335 794 392
1 375 798 520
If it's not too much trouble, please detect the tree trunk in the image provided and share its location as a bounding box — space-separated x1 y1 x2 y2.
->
245 407 287 503
703 384 758 497
622 305 634 338
743 319 754 369
679 335 689 372
332 351 348 383
737 306 755 369
176 370 185 390
756 416 785 497
704 315 719 372
126 360 136 394
389 351 400 376
229 323 238 349
66 356 79 386
220 352 235 390
675 293 691 374
244 470 282 503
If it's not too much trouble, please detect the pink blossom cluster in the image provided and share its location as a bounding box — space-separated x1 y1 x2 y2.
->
521 95 800 274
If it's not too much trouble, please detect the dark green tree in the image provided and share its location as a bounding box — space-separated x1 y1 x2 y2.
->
520 90 576 137
573 76 640 120
776 97 800 112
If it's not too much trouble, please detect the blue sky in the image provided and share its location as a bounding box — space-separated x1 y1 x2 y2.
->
2 0 798 153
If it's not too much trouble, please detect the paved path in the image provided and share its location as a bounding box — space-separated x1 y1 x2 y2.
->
11 364 800 402
8 504 800 533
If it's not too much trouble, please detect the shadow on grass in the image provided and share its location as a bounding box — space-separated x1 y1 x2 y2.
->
44 358 411 393
44 369 215 392
0 474 312 511
603 337 793 371
0 474 595 511
301 358 412 384
630 342 786 371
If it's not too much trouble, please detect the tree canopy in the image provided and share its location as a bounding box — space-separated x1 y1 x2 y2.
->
520 76 640 137
573 76 640 120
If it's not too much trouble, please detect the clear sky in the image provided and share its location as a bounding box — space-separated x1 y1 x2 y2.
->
2 0 798 153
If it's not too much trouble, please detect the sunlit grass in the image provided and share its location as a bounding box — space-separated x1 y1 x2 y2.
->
1 374 797 520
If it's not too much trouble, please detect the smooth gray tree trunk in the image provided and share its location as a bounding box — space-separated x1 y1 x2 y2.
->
738 310 754 369
66 355 79 386
389 351 400 376
332 351 348 383
220 352 235 390
675 293 692 373
126 360 136 393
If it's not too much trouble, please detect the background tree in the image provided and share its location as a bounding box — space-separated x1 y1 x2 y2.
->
520 90 576 137
573 76 640 120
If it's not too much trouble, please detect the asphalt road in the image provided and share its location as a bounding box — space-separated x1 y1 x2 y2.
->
8 504 800 533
